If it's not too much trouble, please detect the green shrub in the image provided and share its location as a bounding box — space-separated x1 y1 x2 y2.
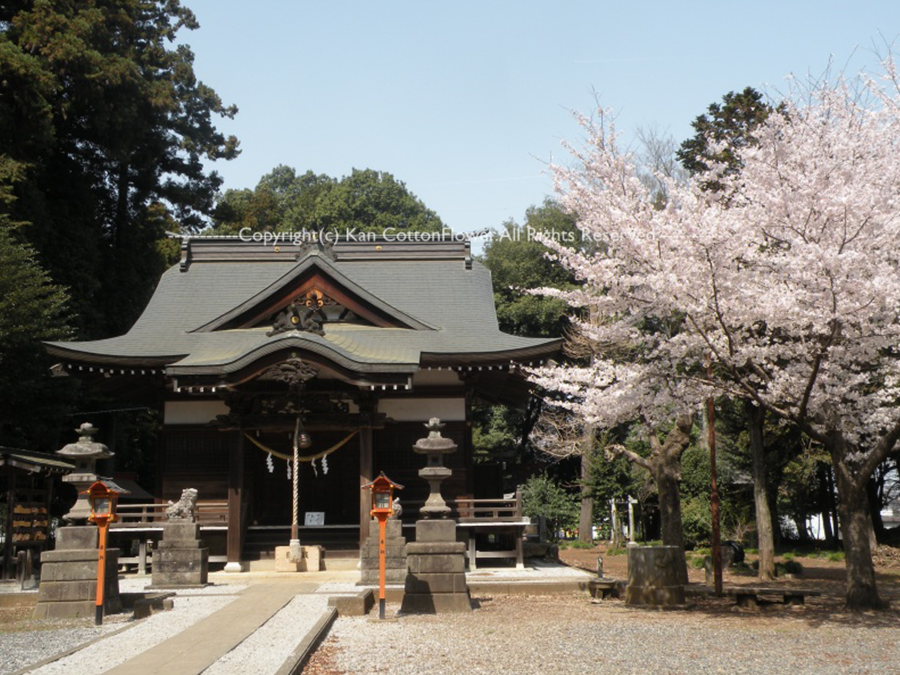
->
680 497 711 548
744 548 758 555
520 474 578 542
775 560 803 577
689 556 707 569
781 551 796 561
570 540 593 549
606 547 627 556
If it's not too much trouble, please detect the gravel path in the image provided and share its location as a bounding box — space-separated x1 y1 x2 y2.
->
1 617 128 675
26 595 237 675
204 594 329 674
305 594 900 675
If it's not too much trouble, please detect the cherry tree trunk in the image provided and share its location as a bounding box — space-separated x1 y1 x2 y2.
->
746 402 775 581
578 450 594 543
835 470 885 610
655 464 688 585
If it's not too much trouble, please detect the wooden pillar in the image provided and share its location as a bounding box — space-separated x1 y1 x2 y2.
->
226 431 245 572
3 465 14 580
359 426 373 549
464 388 475 495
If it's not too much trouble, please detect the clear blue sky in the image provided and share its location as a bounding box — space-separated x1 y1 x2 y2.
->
182 0 899 240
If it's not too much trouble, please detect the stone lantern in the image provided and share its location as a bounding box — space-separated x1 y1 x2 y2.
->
57 423 113 524
413 418 456 518
400 418 471 614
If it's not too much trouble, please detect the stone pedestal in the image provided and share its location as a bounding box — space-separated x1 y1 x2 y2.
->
150 522 208 588
33 526 121 619
624 545 685 607
400 519 471 613
274 545 323 572
359 519 407 585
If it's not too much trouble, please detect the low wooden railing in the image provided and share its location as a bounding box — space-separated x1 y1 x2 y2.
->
455 492 523 522
401 492 523 523
111 500 229 528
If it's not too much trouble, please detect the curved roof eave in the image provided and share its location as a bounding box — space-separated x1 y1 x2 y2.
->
163 334 420 377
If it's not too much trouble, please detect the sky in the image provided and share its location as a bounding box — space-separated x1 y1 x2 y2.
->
181 1 900 243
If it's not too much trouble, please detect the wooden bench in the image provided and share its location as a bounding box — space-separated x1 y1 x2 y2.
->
732 586 823 608
690 585 824 608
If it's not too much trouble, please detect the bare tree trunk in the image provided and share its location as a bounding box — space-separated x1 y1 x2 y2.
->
866 477 885 544
828 436 886 610
608 415 693 586
746 402 775 581
578 446 593 544
837 479 885 609
655 463 688 584
818 464 835 547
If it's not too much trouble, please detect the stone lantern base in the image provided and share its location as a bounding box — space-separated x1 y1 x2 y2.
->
400 519 471 613
33 526 121 619
359 519 407 585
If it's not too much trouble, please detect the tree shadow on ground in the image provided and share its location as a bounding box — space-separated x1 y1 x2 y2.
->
612 590 900 629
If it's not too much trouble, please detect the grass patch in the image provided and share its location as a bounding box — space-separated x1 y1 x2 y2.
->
569 540 594 549
605 547 627 556
808 549 845 562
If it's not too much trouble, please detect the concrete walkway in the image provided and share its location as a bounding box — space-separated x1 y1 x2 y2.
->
103 580 319 675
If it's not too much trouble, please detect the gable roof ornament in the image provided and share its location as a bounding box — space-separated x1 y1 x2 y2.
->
266 294 327 337
262 357 319 390
294 234 335 262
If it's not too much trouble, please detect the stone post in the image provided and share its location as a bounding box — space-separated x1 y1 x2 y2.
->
149 489 209 588
33 526 121 619
400 419 471 614
624 544 686 607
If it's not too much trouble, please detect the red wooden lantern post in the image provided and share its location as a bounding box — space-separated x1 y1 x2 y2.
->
82 481 121 625
363 473 403 619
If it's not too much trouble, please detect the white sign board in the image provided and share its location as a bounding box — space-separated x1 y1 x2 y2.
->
304 512 325 526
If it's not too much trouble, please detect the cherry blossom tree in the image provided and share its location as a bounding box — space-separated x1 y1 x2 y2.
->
531 56 900 609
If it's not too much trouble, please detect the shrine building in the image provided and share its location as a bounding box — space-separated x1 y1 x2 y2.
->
45 236 560 569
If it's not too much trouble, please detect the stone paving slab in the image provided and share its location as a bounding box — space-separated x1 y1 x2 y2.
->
103 580 318 675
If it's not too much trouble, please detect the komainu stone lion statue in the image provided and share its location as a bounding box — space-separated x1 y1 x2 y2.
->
166 488 198 522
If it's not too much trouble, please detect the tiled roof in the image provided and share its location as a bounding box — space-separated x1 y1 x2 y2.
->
46 238 561 375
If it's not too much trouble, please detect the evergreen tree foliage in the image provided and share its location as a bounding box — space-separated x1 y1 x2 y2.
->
480 199 579 338
676 86 776 184
0 0 239 337
210 166 443 236
0 214 71 448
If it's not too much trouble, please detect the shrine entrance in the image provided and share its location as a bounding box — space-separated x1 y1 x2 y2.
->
246 429 361 527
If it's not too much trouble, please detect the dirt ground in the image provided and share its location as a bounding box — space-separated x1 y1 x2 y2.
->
304 545 900 674
557 541 900 601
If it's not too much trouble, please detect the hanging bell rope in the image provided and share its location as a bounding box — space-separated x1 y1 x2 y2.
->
245 429 359 462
